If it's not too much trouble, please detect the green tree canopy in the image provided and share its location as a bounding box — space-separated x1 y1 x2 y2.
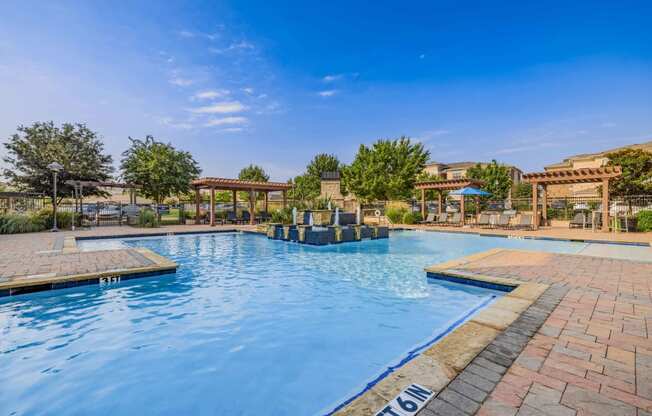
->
120 135 200 204
513 182 533 199
342 137 429 202
604 149 652 197
2 122 114 202
289 153 344 203
238 164 269 201
466 160 513 200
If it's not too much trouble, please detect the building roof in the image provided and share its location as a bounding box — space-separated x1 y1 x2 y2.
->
192 177 292 191
544 140 652 170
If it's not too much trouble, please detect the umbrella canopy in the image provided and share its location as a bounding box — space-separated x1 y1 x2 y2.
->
449 186 491 196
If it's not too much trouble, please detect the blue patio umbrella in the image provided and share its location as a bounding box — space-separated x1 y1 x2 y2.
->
449 187 491 196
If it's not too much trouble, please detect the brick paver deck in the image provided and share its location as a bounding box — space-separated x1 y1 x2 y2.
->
424 250 652 416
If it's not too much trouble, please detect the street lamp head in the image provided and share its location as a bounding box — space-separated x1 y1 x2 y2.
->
47 162 63 172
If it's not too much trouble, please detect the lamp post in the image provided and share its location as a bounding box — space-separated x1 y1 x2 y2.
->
47 162 64 232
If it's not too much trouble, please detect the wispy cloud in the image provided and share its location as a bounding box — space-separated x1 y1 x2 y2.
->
220 127 244 133
494 141 563 155
204 116 248 127
242 87 254 95
416 129 450 142
169 77 194 87
209 40 255 54
323 74 344 82
318 90 338 97
601 122 616 128
419 54 426 59
189 101 247 114
177 30 220 41
157 116 195 130
192 89 230 100
177 30 195 38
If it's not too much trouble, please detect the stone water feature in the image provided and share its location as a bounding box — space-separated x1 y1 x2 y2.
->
266 208 389 246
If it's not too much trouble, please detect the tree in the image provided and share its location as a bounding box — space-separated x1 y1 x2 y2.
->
513 182 533 199
604 149 652 197
121 135 200 204
238 164 269 202
467 160 513 200
2 122 114 203
342 137 429 202
289 153 344 203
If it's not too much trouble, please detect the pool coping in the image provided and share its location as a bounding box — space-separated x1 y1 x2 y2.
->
0 245 178 297
391 226 652 247
332 248 550 415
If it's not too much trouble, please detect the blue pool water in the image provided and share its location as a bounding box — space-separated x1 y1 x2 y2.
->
0 231 585 415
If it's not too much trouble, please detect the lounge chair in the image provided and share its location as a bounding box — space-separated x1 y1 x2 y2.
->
434 213 448 225
420 213 436 225
569 213 586 229
495 214 512 229
241 211 251 224
446 213 461 226
512 214 533 230
477 213 491 228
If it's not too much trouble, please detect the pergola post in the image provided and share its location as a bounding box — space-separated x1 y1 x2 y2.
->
602 178 610 232
232 190 237 217
421 189 426 219
195 187 201 225
475 196 480 218
460 196 465 225
532 182 539 230
264 191 269 216
249 189 255 225
438 192 443 215
541 184 547 226
209 187 215 227
282 190 287 209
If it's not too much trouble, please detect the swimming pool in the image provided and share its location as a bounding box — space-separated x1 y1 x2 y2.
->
0 231 586 415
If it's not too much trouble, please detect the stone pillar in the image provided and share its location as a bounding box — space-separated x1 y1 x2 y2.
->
195 187 201 225
532 182 538 230
541 184 548 226
602 178 610 232
210 187 215 226
249 189 256 225
421 189 426 219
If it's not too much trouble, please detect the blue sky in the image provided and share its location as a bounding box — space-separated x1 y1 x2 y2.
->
1 1 651 180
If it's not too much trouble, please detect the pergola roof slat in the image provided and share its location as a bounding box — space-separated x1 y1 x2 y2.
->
415 178 485 191
523 166 621 185
192 177 292 192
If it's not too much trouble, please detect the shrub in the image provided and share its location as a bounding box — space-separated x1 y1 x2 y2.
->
637 210 652 232
386 207 407 223
35 208 79 230
402 211 423 225
0 212 47 234
271 208 293 224
137 209 159 228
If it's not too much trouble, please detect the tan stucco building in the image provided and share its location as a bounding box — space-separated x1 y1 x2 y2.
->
543 140 652 197
424 161 523 193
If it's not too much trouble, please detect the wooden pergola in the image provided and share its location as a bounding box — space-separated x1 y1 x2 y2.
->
415 178 485 224
523 166 622 232
191 177 292 226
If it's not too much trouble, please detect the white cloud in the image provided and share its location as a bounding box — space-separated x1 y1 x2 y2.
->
323 74 344 82
204 116 248 127
177 30 195 38
169 77 194 87
318 90 338 97
242 87 254 95
602 122 616 128
192 89 230 100
419 54 426 59
209 40 255 54
189 101 247 114
221 127 244 132
416 129 450 142
157 116 195 130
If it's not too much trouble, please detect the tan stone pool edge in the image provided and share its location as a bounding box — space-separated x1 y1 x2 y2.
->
334 249 551 416
0 236 177 296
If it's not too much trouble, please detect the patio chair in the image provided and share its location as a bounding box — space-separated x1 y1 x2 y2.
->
569 212 586 229
512 214 533 230
495 214 512 229
226 211 238 224
477 213 492 228
241 211 251 224
419 213 436 225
